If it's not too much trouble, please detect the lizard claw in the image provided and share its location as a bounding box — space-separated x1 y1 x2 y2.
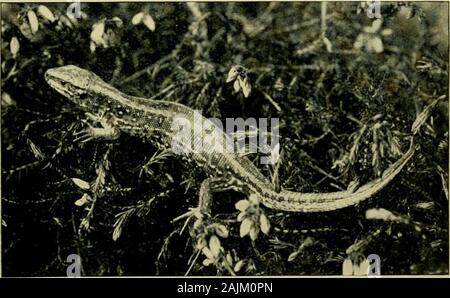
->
73 126 120 143
73 129 95 143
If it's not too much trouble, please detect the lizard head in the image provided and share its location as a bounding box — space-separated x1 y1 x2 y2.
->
45 65 96 107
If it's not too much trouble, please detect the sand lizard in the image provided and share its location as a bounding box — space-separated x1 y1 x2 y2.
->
45 65 421 215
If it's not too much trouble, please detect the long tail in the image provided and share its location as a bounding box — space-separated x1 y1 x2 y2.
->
261 138 415 212
260 95 444 212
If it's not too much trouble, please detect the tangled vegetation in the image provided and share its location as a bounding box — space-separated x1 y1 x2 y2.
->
1 2 448 276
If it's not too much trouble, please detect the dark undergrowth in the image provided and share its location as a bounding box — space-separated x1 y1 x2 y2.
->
1 2 448 276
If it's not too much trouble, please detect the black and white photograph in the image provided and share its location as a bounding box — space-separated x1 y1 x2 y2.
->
0 1 448 279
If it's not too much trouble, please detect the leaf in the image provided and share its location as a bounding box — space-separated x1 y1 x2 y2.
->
234 260 244 272
240 218 252 237
381 28 393 36
249 225 259 241
235 199 250 212
364 19 382 33
112 223 122 241
209 235 221 258
226 66 238 83
237 212 246 222
2 92 15 107
71 178 90 190
143 14 156 32
354 259 369 276
233 79 240 92
368 37 383 53
215 224 229 238
323 37 332 52
27 10 39 34
202 247 214 260
2 219 7 227
53 217 63 227
241 77 251 98
10 37 19 58
90 21 105 44
353 33 365 50
111 17 123 27
89 41 96 52
259 213 271 235
202 258 213 266
342 258 353 275
365 208 397 221
226 253 233 264
75 193 91 206
196 237 207 250
193 218 202 230
288 251 299 262
38 5 55 22
372 19 383 32
132 12 144 25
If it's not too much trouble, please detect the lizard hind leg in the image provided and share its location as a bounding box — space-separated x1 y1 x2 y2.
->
172 177 231 233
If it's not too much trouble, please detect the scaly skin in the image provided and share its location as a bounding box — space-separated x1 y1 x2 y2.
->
45 65 417 213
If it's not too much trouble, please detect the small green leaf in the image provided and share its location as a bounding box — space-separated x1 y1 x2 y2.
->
234 260 245 272
226 66 238 83
27 10 39 34
209 235 221 258
10 37 19 58
235 199 250 212
342 258 353 276
226 253 233 264
233 79 240 92
53 217 63 228
259 213 270 235
90 21 105 44
38 5 55 22
237 212 246 222
112 224 122 241
240 218 252 237
196 237 207 250
215 224 229 238
132 12 144 25
71 178 90 190
288 251 299 262
240 77 251 98
354 259 369 276
249 225 259 241
368 37 383 53
143 14 156 32
202 247 214 260
202 258 213 266
323 37 332 53
75 193 91 206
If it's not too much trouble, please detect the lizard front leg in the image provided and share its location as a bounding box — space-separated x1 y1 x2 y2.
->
74 112 121 142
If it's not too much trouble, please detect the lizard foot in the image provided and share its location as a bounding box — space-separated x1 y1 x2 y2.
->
172 207 207 235
73 113 120 143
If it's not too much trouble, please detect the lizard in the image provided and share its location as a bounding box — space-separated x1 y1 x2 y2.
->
45 65 425 218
